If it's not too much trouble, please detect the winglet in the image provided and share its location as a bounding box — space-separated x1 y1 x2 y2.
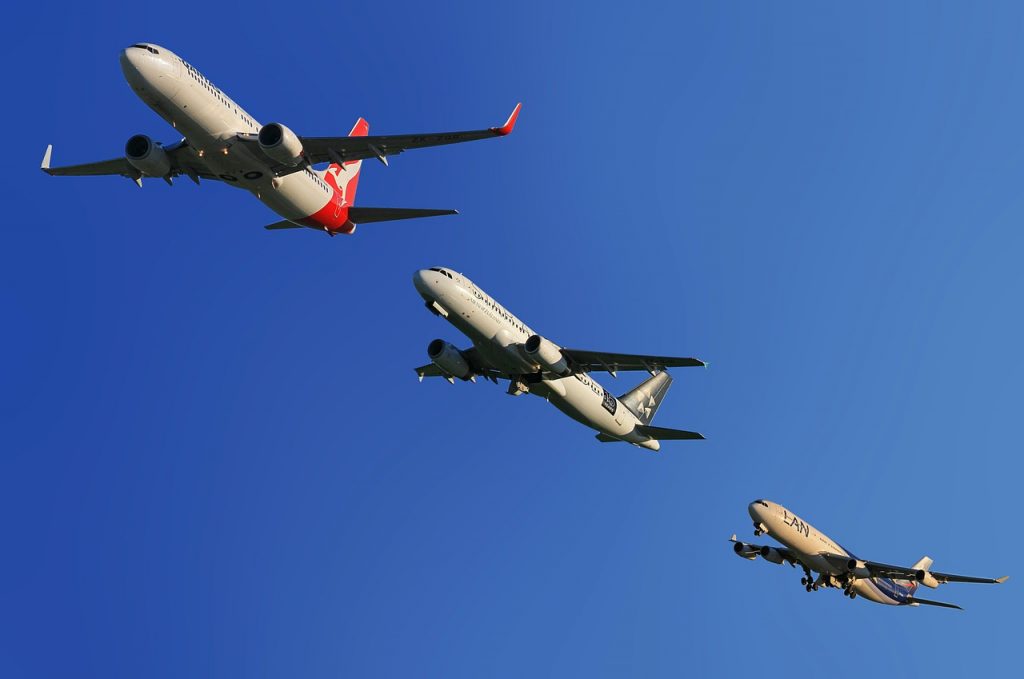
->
996 576 1009 584
40 145 53 174
729 534 738 542
491 103 522 136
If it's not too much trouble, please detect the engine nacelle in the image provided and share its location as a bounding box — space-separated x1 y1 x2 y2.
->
733 542 759 560
125 134 170 177
258 122 304 166
427 339 472 380
846 559 871 579
759 546 785 565
523 334 571 377
915 569 940 589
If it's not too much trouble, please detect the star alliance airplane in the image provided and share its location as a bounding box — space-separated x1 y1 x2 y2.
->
413 267 706 450
731 500 1007 610
41 43 520 235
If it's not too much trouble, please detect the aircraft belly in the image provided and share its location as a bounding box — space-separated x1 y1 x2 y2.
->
548 377 632 437
854 579 899 605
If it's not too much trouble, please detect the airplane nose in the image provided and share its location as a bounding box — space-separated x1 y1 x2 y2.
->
748 501 765 522
412 269 431 296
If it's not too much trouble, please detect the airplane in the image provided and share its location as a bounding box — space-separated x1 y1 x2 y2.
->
731 499 1008 610
412 267 706 450
40 42 520 235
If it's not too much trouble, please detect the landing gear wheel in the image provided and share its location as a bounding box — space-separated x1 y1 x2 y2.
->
849 591 856 599
805 584 812 592
801 577 808 585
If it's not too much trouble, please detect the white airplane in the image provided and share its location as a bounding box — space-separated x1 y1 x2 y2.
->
40 43 520 235
731 499 1008 610
413 267 706 450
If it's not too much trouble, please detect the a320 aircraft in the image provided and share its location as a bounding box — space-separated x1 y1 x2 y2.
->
731 499 1007 610
40 43 520 235
413 267 706 450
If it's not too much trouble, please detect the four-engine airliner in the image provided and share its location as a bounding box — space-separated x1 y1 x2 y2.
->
40 42 520 235
731 500 1007 610
413 267 706 450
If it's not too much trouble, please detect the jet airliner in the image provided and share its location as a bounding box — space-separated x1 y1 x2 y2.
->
731 500 1007 610
41 43 520 235
413 268 706 450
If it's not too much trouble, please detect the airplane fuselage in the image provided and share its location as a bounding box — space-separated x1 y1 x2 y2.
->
748 500 917 606
413 268 663 450
119 43 352 231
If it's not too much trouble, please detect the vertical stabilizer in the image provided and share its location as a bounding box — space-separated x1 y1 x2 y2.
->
911 556 934 572
325 118 368 207
620 371 673 425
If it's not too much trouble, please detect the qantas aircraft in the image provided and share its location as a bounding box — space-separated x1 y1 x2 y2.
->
40 43 520 235
413 267 706 450
731 500 1007 610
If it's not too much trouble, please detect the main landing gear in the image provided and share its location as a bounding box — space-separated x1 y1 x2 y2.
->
800 568 818 592
843 585 858 599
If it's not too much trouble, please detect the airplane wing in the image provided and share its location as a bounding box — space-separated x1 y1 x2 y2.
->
233 104 521 178
301 103 520 165
561 348 706 375
729 535 802 566
414 346 504 382
40 141 217 185
819 553 1008 585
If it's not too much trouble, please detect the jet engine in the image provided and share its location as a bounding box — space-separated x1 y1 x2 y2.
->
125 134 170 177
258 122 304 166
759 546 785 565
915 569 940 589
846 559 871 579
733 542 759 560
427 339 472 380
523 335 571 377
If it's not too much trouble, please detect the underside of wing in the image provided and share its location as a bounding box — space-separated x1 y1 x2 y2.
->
41 140 219 185
299 104 521 167
561 348 707 374
41 145 133 177
729 535 802 567
415 346 503 382
820 554 1008 586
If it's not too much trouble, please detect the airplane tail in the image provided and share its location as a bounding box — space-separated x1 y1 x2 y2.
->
911 556 934 572
619 371 673 425
325 118 369 207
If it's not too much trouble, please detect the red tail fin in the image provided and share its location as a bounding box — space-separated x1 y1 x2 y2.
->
325 118 368 206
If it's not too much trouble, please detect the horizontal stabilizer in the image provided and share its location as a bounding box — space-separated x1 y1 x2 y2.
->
264 220 304 230
635 424 704 441
906 596 963 611
347 207 458 224
595 433 620 443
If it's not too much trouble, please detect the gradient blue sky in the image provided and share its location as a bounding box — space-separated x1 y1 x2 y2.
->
3 2 1022 677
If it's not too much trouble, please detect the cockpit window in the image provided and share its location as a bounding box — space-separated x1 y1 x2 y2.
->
757 500 769 507
428 267 442 272
131 44 159 54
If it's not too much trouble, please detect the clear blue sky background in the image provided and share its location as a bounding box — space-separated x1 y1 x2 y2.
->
3 2 1021 677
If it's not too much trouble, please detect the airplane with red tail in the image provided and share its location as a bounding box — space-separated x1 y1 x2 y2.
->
41 43 520 236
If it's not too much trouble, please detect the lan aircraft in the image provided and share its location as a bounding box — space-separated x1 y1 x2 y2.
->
731 500 1007 610
413 268 705 450
40 43 520 235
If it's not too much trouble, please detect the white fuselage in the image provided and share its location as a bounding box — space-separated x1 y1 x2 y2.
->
119 43 341 227
748 500 916 605
413 268 662 449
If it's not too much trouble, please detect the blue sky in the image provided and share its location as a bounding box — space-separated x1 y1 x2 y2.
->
3 1 1022 677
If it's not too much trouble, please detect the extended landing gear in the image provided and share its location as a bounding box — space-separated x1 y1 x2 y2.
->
506 378 529 396
800 568 817 592
843 586 857 599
